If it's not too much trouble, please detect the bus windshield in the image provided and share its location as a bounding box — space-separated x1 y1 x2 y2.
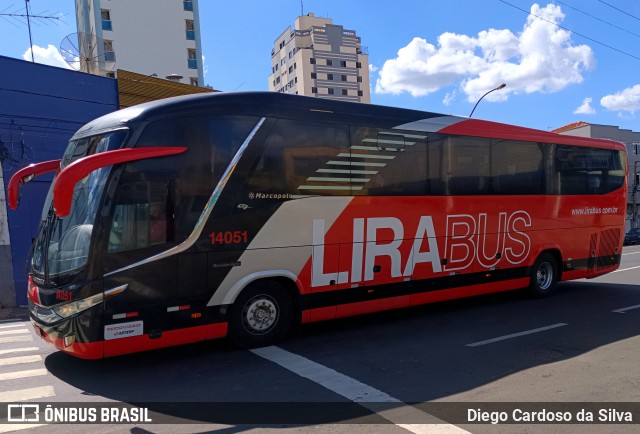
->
32 130 128 277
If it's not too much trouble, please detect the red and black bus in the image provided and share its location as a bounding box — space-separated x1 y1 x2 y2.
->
9 92 627 358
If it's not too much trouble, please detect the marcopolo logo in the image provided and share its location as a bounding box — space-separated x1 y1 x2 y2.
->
248 192 292 200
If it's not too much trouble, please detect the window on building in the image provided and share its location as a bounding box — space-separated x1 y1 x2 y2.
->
185 20 195 40
357 76 363 83
187 48 197 69
356 62 362 68
342 89 348 96
341 60 347 67
288 51 293 59
358 90 363 96
106 72 116 79
103 40 115 62
190 77 198 86
328 88 334 95
310 58 316 64
289 65 293 73
326 59 333 66
327 73 333 80
183 0 193 11
312 87 318 93
311 72 317 79
275 64 278 71
101 9 112 31
276 77 281 84
341 75 347 81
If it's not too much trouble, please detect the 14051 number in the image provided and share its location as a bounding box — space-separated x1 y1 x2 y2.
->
209 230 248 245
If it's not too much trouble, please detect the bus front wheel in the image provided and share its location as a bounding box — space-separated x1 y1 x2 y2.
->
227 281 293 349
527 253 558 297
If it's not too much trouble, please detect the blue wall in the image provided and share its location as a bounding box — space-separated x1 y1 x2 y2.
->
0 55 119 305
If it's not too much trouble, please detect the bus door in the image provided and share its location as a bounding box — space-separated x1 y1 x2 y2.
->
102 177 178 338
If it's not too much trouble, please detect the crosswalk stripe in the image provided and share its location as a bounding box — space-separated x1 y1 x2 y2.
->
0 355 42 366
0 368 47 381
0 324 27 330
0 329 30 336
0 386 55 402
0 348 39 356
0 424 46 433
0 336 33 344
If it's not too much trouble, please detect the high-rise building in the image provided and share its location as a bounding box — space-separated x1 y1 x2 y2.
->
74 0 204 86
269 13 370 103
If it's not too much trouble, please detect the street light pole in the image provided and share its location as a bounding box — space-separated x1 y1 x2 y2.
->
469 83 506 118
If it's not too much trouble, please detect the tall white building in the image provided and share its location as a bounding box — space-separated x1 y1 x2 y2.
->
74 0 204 86
269 13 370 103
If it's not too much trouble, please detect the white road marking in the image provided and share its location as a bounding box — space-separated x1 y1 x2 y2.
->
0 355 42 366
252 346 469 433
612 265 640 273
0 336 33 344
0 368 47 381
0 329 30 336
0 347 39 356
0 323 27 329
466 323 568 347
621 251 640 255
612 304 640 313
0 385 55 402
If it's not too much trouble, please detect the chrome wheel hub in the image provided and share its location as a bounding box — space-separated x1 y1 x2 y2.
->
243 296 278 334
536 262 553 290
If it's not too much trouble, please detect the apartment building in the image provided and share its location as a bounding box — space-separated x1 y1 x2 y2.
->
75 0 204 85
269 13 370 103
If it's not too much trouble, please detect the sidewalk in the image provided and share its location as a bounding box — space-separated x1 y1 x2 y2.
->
0 306 29 321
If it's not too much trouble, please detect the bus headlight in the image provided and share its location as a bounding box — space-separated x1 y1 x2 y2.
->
48 284 127 320
52 293 104 318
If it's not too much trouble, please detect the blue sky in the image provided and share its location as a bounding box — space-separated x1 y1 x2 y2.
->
1 0 640 132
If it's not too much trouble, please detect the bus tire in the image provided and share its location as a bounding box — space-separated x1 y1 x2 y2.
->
527 253 558 297
227 281 293 349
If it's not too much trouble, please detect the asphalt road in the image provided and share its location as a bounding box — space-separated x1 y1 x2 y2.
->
2 245 640 433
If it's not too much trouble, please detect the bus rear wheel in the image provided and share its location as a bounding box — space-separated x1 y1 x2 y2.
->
527 253 558 297
228 281 293 349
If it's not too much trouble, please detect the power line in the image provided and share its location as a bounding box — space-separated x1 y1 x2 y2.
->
0 87 117 106
554 0 640 39
597 0 640 22
498 0 640 62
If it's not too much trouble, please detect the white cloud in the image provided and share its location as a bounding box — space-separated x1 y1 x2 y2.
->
443 91 456 106
369 64 379 73
22 44 73 70
574 97 595 114
376 3 594 102
601 84 640 114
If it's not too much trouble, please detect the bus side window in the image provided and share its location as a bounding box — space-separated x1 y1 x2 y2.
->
108 181 171 253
